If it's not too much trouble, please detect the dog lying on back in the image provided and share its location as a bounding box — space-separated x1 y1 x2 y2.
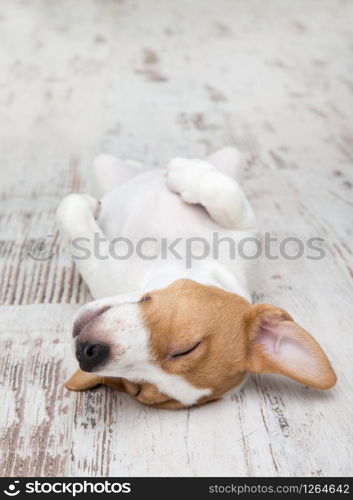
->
57 147 336 409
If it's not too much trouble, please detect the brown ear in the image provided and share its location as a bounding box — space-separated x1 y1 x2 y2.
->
65 369 127 392
245 304 336 389
65 369 103 391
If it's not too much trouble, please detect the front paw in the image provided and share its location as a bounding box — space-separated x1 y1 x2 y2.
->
166 158 214 203
57 193 101 225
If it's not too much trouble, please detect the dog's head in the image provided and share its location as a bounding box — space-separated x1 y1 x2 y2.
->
72 279 336 406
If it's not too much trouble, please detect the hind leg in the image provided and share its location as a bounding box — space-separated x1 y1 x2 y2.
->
92 154 142 198
166 157 256 230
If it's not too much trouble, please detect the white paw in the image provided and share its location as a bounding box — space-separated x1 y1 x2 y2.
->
166 158 214 203
56 193 101 230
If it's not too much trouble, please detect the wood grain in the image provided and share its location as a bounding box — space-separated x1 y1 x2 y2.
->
0 0 352 477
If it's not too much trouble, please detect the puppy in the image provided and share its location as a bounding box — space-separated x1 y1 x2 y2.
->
57 147 336 409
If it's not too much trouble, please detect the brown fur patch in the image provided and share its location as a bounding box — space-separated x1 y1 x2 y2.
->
140 279 250 402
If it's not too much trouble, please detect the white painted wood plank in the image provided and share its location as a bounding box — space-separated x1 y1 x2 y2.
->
0 305 78 476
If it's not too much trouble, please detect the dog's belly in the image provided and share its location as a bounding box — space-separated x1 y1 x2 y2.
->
97 169 256 298
98 170 220 242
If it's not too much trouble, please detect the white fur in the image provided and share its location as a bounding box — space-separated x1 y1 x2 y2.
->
57 147 257 405
166 157 255 229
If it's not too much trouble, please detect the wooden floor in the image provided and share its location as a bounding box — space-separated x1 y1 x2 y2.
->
1 0 353 477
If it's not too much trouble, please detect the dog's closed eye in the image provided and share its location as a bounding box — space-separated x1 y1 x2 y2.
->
139 295 152 304
168 341 202 359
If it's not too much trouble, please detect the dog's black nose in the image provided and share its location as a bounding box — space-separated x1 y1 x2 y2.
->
76 342 110 372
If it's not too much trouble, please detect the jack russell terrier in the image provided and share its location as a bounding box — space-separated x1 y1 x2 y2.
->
57 147 336 409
